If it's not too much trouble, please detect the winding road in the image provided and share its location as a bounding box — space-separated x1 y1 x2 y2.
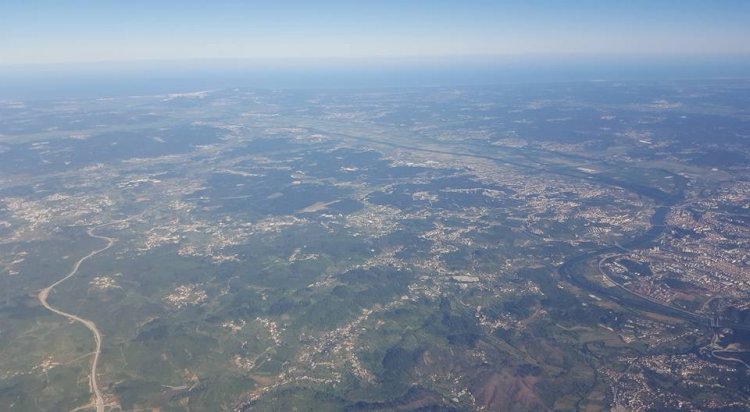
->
37 226 116 412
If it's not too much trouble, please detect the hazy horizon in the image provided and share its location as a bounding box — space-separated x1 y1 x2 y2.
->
3 1 749 99
1 54 749 100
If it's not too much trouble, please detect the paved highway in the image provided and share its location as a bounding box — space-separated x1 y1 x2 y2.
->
38 226 116 412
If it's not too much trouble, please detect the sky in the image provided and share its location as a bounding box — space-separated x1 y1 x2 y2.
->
1 0 750 66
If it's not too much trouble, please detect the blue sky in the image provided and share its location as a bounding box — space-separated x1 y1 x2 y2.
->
1 0 749 65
